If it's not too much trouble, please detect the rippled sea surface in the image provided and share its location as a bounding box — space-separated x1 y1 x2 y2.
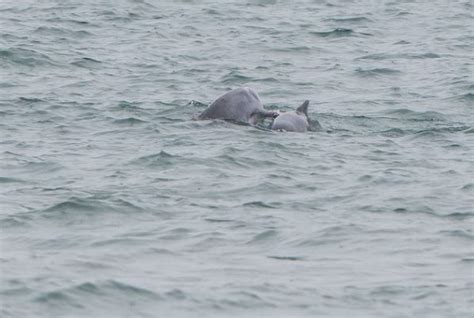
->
1 0 473 317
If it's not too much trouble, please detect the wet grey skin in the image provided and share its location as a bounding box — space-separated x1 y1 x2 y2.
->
198 87 279 125
271 100 312 132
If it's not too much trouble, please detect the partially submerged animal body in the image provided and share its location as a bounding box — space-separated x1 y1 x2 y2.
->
198 87 278 125
271 101 321 132
198 87 321 132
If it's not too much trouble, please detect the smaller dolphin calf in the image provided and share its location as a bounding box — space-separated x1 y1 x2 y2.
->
271 100 317 132
198 87 278 125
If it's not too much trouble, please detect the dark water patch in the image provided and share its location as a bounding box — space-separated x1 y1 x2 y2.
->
454 92 474 102
35 195 144 221
378 128 407 137
441 212 474 220
204 218 235 223
159 227 192 241
270 46 312 53
33 26 93 38
211 292 275 310
310 28 355 37
0 285 32 298
461 183 473 191
267 255 304 261
221 71 253 84
439 230 474 240
129 150 182 168
112 117 148 125
0 48 57 68
0 176 26 183
242 201 277 209
442 143 463 149
70 57 102 68
354 67 401 77
462 127 474 133
165 289 188 300
0 216 32 228
145 247 177 255
154 102 192 122
410 126 472 139
34 280 160 306
384 109 447 121
17 97 47 105
45 17 95 27
114 100 147 112
392 206 473 220
33 290 80 308
395 40 410 45
91 237 154 247
247 230 279 244
325 16 372 23
10 160 64 176
212 154 251 169
357 52 441 60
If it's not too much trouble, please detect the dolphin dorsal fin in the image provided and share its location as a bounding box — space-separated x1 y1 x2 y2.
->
296 100 310 117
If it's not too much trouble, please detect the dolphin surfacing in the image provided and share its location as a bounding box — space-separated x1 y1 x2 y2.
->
271 100 321 132
198 87 278 125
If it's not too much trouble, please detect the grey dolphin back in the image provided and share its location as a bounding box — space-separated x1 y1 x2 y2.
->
198 87 276 124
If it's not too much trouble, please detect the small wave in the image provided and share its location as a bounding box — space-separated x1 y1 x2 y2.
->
455 92 474 101
187 100 208 108
267 255 304 261
45 17 94 26
33 26 93 38
115 100 144 110
354 67 401 77
392 206 473 220
439 230 474 240
42 197 104 214
384 108 446 121
36 196 144 221
274 45 312 53
17 97 46 104
325 16 372 23
130 150 181 167
411 126 472 139
0 176 25 183
357 52 441 60
247 230 279 244
441 212 473 220
34 280 160 305
15 160 64 175
204 218 235 223
0 216 31 228
0 48 57 67
463 127 474 134
221 71 253 84
242 201 277 209
112 117 148 125
310 28 355 37
461 183 473 191
379 128 407 137
70 57 102 68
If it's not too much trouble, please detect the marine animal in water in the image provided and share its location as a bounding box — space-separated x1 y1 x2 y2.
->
271 100 313 132
198 87 278 125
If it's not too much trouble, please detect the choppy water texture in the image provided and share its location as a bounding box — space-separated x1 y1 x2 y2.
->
1 0 473 317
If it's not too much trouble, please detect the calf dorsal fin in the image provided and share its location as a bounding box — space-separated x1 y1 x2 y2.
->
296 100 309 117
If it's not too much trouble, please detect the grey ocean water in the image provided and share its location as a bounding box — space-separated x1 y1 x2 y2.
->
1 0 473 317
